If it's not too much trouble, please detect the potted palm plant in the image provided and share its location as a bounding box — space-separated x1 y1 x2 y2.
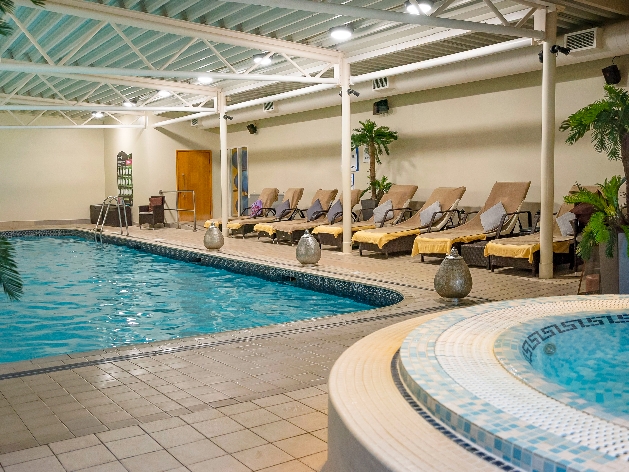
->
0 237 22 301
351 119 398 204
564 177 629 294
560 85 629 293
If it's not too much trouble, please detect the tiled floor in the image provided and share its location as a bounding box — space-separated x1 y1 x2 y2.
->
0 225 580 471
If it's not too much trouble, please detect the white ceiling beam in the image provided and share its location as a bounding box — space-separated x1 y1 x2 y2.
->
482 0 510 26
58 21 107 66
203 40 238 74
0 124 146 129
0 105 216 112
110 22 156 70
0 61 338 84
431 0 457 17
571 0 629 15
219 0 545 39
0 60 220 95
151 111 215 128
13 0 341 63
8 14 55 65
160 37 196 70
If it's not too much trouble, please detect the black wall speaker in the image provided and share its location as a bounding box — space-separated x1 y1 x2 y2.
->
246 123 257 134
602 64 622 85
373 99 389 115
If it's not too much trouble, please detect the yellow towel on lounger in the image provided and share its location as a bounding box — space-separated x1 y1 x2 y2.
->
484 235 572 263
352 228 421 249
254 223 276 236
312 223 377 237
412 232 487 257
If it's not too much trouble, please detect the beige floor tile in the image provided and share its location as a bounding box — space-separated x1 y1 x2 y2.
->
106 434 162 459
167 439 226 466
49 434 100 454
217 402 259 416
78 462 128 472
286 413 328 432
284 388 325 401
273 434 326 458
57 444 117 471
187 454 251 472
257 460 314 472
232 444 294 471
191 416 244 438
97 425 144 443
264 401 316 419
179 408 223 424
0 446 52 467
251 395 293 408
149 425 204 448
311 428 327 442
250 420 307 443
4 456 65 472
139 417 185 434
121 450 183 472
299 451 327 471
211 430 268 453
297 395 328 412
230 409 282 428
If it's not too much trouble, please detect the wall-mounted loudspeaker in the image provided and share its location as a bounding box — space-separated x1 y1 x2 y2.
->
602 64 622 85
246 123 257 134
373 99 389 115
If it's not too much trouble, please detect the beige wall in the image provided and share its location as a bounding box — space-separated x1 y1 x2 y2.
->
103 115 220 222
224 60 625 212
0 117 105 223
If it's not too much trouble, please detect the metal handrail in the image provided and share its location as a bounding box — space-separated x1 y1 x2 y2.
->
159 189 197 231
94 196 129 243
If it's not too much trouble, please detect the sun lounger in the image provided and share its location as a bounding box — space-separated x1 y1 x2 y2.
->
484 185 596 275
412 181 531 260
204 187 279 229
313 184 419 249
227 188 304 238
254 189 338 242
271 189 361 245
354 186 466 258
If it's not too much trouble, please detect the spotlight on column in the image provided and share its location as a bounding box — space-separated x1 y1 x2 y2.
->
223 114 233 120
348 88 360 97
550 45 571 56
602 63 622 85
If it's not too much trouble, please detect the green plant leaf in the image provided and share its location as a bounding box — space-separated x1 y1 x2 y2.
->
0 237 22 301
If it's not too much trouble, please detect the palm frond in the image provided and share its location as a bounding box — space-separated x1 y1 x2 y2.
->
0 1 45 35
0 237 22 301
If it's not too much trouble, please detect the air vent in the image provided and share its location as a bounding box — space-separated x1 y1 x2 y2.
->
190 118 199 127
372 77 389 91
565 28 599 52
263 101 274 112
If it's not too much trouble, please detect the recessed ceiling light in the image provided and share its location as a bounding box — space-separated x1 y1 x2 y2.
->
404 1 420 15
122 100 136 107
253 53 272 66
197 76 214 84
418 0 433 13
92 111 104 118
329 25 353 41
157 90 171 98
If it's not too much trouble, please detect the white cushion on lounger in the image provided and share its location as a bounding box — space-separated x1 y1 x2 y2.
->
480 201 506 232
420 200 441 226
373 199 393 225
556 211 576 236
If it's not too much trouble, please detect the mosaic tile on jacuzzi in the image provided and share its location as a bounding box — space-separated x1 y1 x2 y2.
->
495 310 629 429
399 297 629 472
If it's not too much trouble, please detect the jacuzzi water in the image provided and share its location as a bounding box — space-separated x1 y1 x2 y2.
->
527 312 629 418
0 236 373 363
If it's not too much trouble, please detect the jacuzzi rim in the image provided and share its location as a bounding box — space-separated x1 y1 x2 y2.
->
399 295 629 472
495 308 629 427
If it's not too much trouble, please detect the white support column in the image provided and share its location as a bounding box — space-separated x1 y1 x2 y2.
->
340 57 352 255
538 7 557 279
218 91 229 237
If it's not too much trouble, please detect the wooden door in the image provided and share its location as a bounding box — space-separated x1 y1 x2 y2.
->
176 150 212 222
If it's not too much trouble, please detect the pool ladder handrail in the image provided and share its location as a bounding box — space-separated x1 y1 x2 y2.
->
94 196 129 243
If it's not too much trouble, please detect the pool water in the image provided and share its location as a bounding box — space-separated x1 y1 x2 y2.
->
0 236 373 363
528 314 629 418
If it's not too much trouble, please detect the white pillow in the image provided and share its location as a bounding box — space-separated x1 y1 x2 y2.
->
556 211 576 236
420 200 441 226
373 199 393 225
480 201 507 232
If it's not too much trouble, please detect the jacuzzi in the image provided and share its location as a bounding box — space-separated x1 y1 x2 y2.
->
399 295 629 472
